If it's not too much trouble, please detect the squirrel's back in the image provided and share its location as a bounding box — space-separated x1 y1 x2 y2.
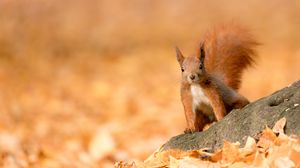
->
202 24 259 90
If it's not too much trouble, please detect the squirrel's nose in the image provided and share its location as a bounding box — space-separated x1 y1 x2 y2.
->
189 74 196 80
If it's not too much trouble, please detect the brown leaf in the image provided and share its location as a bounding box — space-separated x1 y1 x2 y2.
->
272 117 286 134
290 146 300 166
143 149 182 167
210 150 222 162
252 152 267 167
273 157 295 168
238 137 257 163
221 140 240 163
178 157 221 168
257 127 277 151
169 156 179 168
228 162 250 168
115 161 137 168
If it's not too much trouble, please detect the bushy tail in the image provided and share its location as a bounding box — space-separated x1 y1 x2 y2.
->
203 23 259 90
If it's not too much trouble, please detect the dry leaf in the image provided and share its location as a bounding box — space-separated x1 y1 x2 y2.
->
169 156 179 168
228 162 250 168
257 127 277 151
273 157 295 168
115 161 137 168
290 147 300 166
142 149 179 167
243 136 256 150
178 157 220 168
252 152 267 167
272 117 286 134
143 145 165 164
221 140 240 163
238 137 257 163
210 149 222 162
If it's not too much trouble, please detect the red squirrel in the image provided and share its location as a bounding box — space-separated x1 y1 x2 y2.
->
175 24 259 133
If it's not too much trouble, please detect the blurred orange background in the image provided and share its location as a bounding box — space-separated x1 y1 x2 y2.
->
0 0 299 167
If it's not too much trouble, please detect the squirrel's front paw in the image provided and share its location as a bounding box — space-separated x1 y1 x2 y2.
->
184 128 196 134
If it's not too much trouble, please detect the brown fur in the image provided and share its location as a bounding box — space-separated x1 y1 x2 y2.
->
180 82 196 132
176 24 258 132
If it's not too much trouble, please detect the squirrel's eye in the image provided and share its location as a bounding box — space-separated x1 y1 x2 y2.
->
181 68 184 72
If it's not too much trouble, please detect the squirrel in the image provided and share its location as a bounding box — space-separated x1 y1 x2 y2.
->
175 24 259 133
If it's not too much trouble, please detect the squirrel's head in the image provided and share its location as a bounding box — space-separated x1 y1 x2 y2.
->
175 43 206 85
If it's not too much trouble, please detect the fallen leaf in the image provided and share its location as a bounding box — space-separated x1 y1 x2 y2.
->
257 127 277 151
273 157 295 168
239 137 257 163
228 162 250 168
272 117 286 134
290 146 300 166
210 150 222 162
252 152 267 167
169 156 179 168
178 157 220 168
115 161 137 168
221 140 240 163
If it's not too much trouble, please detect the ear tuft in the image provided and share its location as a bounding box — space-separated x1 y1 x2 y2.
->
175 46 184 65
199 42 205 65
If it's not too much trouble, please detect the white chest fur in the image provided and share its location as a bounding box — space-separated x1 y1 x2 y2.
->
190 84 214 119
190 84 210 106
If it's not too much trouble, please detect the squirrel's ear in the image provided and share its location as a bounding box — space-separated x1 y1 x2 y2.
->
199 42 205 65
175 46 184 65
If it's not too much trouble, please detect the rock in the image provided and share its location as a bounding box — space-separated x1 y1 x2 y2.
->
163 80 300 152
